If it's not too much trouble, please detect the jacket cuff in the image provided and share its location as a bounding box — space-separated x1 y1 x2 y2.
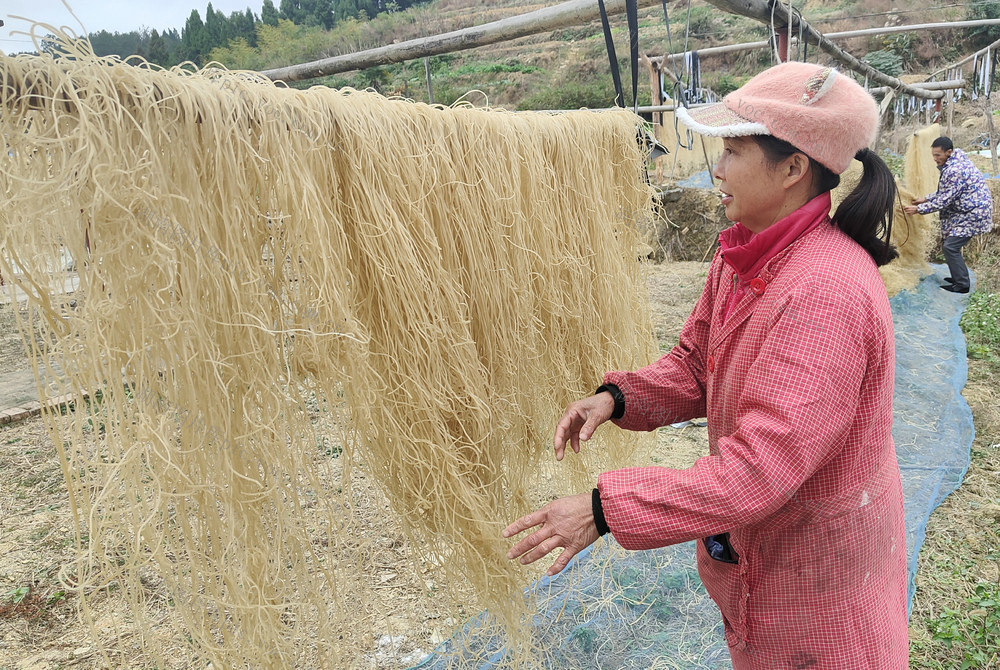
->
595 383 625 420
592 488 610 536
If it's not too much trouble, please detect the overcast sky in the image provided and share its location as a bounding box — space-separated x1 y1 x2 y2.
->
2 0 264 51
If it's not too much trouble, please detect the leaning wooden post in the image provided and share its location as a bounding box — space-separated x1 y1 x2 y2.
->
641 54 665 184
875 90 894 151
263 0 663 81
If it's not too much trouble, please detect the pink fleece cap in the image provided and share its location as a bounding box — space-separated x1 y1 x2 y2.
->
676 62 878 175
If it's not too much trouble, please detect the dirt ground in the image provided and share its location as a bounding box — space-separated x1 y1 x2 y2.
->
2 255 997 669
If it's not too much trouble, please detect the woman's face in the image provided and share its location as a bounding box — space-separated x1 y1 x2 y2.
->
713 137 788 234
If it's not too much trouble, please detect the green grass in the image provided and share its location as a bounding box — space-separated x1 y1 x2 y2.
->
910 248 1000 669
928 574 1000 669
451 61 540 76
960 292 1000 362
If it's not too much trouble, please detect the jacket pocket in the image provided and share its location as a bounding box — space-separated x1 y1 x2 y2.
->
703 533 739 564
696 536 749 649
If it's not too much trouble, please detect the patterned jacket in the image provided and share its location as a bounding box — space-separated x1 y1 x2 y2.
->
916 147 994 237
598 209 909 669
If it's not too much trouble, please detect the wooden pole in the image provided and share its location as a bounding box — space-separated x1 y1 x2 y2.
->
700 0 944 99
947 91 954 137
262 0 662 82
825 19 1000 41
423 57 434 104
986 94 998 174
641 54 665 184
875 90 894 149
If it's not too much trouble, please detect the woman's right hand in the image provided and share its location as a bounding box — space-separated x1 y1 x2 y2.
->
553 392 615 461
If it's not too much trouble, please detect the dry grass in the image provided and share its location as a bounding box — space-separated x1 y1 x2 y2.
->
908 244 1000 669
908 357 1000 669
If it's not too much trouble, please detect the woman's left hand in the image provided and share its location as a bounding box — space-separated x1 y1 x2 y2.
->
503 492 599 576
902 204 920 215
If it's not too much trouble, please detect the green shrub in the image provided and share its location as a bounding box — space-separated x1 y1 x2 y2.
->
863 50 904 77
881 149 905 180
711 74 744 97
967 0 1000 49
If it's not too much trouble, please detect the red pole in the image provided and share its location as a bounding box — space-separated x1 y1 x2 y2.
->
777 28 790 62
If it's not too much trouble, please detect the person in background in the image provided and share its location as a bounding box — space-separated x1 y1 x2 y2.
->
903 135 994 294
504 63 909 669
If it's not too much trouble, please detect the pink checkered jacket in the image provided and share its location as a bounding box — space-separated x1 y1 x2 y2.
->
599 216 909 669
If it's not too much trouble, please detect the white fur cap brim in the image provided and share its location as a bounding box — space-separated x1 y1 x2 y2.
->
675 104 769 138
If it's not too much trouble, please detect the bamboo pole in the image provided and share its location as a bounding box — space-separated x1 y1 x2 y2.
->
928 36 1000 79
262 0 662 82
655 20 1000 66
526 102 715 114
825 19 1000 41
695 0 948 98
867 79 966 96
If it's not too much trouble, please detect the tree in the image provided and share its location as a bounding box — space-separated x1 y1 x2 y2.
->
147 29 169 65
334 0 359 22
204 3 227 47
280 0 334 29
262 0 280 26
241 8 259 46
181 9 208 62
279 0 306 24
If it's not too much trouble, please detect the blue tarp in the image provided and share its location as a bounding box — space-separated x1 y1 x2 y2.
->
677 171 715 189
416 265 975 669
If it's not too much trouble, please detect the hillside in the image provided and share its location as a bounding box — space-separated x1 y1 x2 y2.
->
203 0 1000 110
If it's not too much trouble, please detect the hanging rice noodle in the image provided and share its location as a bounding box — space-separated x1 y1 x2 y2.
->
0 27 658 668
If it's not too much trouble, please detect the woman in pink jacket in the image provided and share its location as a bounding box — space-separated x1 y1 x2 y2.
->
505 62 909 669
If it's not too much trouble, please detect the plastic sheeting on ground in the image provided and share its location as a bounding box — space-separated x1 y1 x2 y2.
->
414 265 974 669
677 170 715 189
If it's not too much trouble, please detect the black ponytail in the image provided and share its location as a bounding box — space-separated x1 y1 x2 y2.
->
831 148 898 266
752 136 898 266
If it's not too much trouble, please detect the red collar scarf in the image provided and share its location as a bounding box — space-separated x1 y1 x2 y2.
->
719 191 832 284
716 192 832 323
